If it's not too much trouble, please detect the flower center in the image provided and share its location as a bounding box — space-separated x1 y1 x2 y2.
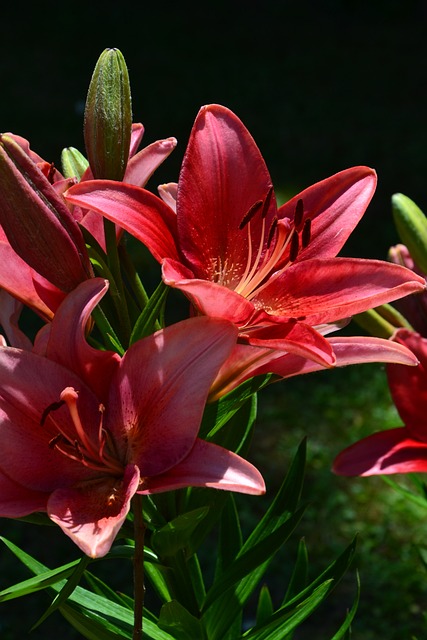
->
41 387 123 475
234 193 311 301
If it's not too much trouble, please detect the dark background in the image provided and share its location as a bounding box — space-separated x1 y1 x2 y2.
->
2 0 427 260
1 1 427 638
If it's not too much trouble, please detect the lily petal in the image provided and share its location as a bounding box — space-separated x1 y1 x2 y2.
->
277 166 377 262
332 428 427 476
65 180 179 263
139 439 265 495
107 317 238 474
48 464 140 557
0 470 48 517
45 278 120 400
124 137 177 187
255 258 426 324
177 104 275 276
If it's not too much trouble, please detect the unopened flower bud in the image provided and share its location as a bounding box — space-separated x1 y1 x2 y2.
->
392 193 427 274
84 48 132 181
61 147 89 181
0 134 92 291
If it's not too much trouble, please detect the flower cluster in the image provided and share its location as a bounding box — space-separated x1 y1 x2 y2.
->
0 47 426 640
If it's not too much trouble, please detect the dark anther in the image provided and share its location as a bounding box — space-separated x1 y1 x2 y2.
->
267 216 278 248
41 400 66 426
239 199 264 229
301 218 311 248
294 199 304 231
289 233 299 262
261 185 274 218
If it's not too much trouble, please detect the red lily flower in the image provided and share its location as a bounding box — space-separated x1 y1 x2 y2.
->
333 329 427 476
65 105 426 366
0 278 264 557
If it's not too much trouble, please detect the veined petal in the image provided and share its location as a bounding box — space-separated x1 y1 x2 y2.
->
45 278 120 401
48 464 140 557
332 428 427 476
106 317 238 474
65 180 179 263
254 258 426 324
162 258 255 325
177 104 276 277
277 166 377 262
244 321 336 366
124 137 177 187
209 335 419 401
386 330 427 440
138 439 265 495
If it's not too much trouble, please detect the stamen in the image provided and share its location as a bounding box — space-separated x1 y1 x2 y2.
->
49 433 63 449
302 218 311 248
289 233 299 262
294 199 304 231
60 387 99 460
41 399 65 426
239 199 263 230
261 185 274 218
267 216 278 248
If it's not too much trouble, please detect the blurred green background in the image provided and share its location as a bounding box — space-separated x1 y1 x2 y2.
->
1 0 427 637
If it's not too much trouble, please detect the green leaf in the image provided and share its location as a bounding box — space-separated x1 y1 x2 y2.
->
0 557 81 601
129 280 169 344
84 571 133 609
151 507 209 558
244 581 333 640
158 600 206 640
32 554 92 629
282 537 309 604
214 493 243 580
256 585 274 626
329 572 360 640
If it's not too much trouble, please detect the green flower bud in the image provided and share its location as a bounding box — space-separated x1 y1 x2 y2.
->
84 48 132 181
61 147 89 180
392 193 427 274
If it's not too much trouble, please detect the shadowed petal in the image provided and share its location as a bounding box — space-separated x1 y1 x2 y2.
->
0 470 48 516
139 439 265 495
386 330 427 439
45 278 120 400
332 428 427 476
107 317 238 474
48 464 140 557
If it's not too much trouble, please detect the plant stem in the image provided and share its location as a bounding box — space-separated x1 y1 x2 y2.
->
132 494 145 640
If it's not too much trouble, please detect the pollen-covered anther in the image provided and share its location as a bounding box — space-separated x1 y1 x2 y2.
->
239 199 264 230
302 218 311 248
289 232 300 262
294 198 304 231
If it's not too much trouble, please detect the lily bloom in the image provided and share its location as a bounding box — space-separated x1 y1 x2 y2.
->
0 278 264 557
65 104 426 367
333 329 427 476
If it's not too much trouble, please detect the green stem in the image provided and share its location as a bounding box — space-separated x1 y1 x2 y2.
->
132 494 145 640
104 218 132 345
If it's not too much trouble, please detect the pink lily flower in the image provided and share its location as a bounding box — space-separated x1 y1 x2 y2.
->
0 278 264 557
65 105 426 367
333 329 427 476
